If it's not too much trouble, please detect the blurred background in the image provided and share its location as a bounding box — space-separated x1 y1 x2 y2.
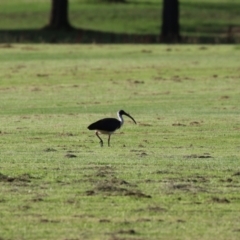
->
0 0 239 43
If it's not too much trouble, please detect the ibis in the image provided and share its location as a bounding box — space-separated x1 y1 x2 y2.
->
88 110 136 146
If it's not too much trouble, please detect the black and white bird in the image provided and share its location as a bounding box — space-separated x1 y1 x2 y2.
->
88 110 136 147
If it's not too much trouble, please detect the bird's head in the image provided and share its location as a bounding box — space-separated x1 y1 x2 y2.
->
118 110 137 124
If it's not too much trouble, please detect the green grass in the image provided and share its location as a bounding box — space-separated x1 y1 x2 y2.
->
0 44 240 239
0 0 240 39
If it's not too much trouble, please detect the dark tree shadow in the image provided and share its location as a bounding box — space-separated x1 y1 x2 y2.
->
0 28 238 44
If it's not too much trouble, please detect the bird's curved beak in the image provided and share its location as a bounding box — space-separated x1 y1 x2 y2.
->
124 112 137 124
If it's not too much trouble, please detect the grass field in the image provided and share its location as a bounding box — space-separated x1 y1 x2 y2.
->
0 44 240 239
0 0 240 40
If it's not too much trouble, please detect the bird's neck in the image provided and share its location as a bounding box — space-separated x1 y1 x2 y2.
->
117 112 124 127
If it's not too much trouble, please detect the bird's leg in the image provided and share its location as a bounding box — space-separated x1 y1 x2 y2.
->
96 131 103 147
108 135 111 147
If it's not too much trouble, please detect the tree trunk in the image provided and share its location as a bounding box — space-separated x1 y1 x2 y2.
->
161 0 181 43
44 0 73 30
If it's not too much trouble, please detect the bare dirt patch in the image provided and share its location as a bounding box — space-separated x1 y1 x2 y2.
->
0 43 13 48
0 173 34 183
211 197 230 203
65 153 77 158
184 154 212 159
172 123 186 127
44 148 57 152
233 171 240 176
85 167 151 198
163 178 208 193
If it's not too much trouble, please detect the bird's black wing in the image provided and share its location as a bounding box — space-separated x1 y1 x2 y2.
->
88 118 121 132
